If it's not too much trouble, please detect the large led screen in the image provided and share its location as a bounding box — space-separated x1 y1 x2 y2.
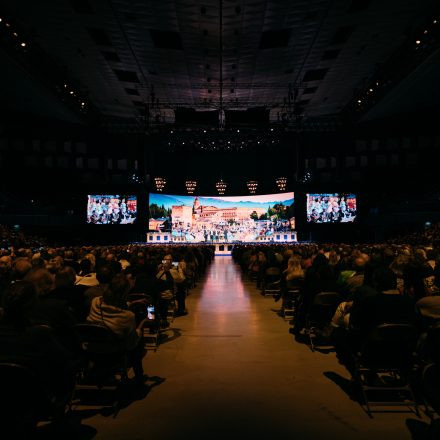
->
306 193 357 223
87 195 137 224
149 192 294 242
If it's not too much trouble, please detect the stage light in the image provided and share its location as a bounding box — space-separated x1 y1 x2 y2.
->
369 88 373 92
276 177 287 191
215 179 227 195
185 180 197 195
154 177 166 192
416 40 421 45
357 99 362 103
20 42 26 47
247 180 258 194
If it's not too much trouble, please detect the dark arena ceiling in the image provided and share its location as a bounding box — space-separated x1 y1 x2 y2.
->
1 0 440 130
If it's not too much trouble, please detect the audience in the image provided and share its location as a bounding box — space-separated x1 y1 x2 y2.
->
1 219 440 432
0 227 214 426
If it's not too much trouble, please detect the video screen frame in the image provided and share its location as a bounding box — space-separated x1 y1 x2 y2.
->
87 194 137 224
306 193 357 223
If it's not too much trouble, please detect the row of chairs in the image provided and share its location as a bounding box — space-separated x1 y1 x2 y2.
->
0 322 131 435
249 266 440 418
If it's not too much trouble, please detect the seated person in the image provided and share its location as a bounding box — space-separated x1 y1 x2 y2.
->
415 295 440 328
47 266 86 320
75 259 98 287
156 254 185 323
25 268 77 351
349 267 416 348
0 281 75 400
87 274 147 383
83 264 113 310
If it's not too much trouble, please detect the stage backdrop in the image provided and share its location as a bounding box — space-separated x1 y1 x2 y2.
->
149 192 294 242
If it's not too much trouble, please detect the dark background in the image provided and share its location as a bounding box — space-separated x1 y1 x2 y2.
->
1 1 440 244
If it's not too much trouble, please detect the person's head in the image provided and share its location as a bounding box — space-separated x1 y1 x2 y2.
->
0 255 12 274
51 255 64 271
25 268 54 296
31 254 46 268
84 253 96 270
79 258 92 275
55 266 76 289
373 267 397 292
415 248 427 263
162 254 173 270
1 281 37 325
11 257 32 280
96 264 113 285
312 253 328 268
103 274 130 308
353 257 366 273
64 250 74 260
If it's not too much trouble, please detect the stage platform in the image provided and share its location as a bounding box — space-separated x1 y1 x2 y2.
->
146 231 297 244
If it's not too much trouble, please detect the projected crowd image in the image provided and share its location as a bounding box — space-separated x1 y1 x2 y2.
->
87 195 137 224
149 192 295 242
306 193 357 223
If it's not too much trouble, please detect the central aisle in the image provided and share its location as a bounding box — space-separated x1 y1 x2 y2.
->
89 257 417 439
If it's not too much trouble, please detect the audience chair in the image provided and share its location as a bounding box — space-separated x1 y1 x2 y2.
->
283 279 303 321
417 321 440 365
262 267 282 296
0 362 70 436
304 291 341 351
128 294 160 351
74 323 129 391
352 323 419 417
422 362 440 418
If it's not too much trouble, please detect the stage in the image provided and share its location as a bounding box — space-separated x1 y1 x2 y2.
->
146 231 298 255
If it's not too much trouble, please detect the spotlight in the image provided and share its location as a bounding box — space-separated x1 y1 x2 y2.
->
20 42 26 47
416 40 421 45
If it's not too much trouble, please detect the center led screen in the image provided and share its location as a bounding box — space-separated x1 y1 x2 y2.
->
149 192 295 242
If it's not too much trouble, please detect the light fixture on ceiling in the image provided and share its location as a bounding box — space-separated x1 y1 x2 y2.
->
185 180 197 194
215 179 227 195
247 180 258 194
154 177 166 192
276 177 287 191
